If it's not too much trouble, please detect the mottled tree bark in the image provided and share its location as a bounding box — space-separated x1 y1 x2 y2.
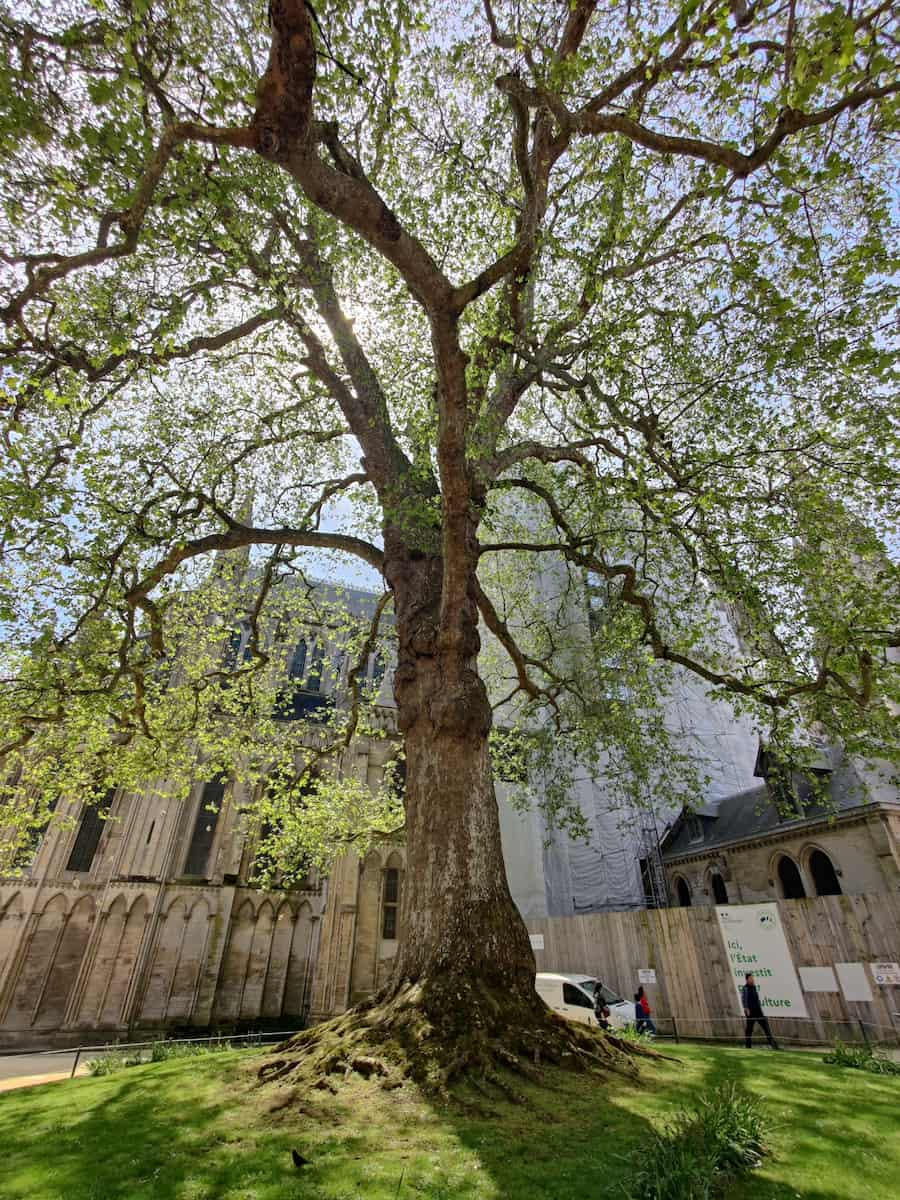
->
384 533 536 1000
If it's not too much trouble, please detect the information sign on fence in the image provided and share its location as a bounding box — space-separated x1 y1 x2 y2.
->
638 969 657 985
869 961 900 986
716 903 808 1018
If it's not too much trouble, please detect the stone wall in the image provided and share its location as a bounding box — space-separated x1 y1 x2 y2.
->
309 843 404 1020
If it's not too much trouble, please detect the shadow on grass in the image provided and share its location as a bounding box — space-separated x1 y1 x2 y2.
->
682 1046 900 1200
442 1045 899 1200
0 1052 305 1200
0 1044 897 1200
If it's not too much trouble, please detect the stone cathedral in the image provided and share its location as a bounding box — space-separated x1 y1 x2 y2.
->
0 585 404 1049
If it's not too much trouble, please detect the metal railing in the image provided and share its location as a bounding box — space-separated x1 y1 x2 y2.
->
0 1029 299 1082
647 1014 899 1048
3 1015 897 1087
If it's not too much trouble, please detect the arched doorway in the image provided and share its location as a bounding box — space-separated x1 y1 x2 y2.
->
808 849 841 896
710 872 728 904
675 877 692 907
777 855 806 899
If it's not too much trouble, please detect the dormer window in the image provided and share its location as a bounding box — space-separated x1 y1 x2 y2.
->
306 641 324 691
687 816 703 844
288 639 307 680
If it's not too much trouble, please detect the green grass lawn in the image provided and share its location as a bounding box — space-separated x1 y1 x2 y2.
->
0 1042 896 1200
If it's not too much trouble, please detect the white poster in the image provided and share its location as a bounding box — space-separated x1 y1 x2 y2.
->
835 962 874 1003
798 966 838 993
529 933 544 950
716 903 808 1018
638 968 657 985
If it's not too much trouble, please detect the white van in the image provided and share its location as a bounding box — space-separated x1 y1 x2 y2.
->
535 972 633 1029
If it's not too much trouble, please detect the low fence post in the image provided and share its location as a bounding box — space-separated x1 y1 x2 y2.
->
858 1019 869 1047
671 1015 679 1043
70 1049 81 1079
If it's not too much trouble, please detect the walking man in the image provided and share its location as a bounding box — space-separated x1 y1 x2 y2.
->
741 972 780 1049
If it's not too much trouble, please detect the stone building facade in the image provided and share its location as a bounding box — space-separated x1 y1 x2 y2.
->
0 773 327 1049
0 723 403 1049
0 582 401 1047
660 759 900 908
309 843 404 1019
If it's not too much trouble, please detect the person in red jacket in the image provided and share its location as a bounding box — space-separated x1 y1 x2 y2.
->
634 986 656 1035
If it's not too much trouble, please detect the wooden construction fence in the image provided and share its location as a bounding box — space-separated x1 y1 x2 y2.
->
527 892 900 1045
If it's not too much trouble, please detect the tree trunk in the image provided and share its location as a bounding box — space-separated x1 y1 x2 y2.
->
262 541 645 1092
384 539 536 1001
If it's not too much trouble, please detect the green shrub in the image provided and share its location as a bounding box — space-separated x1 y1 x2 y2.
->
693 1084 768 1173
823 1039 900 1076
150 1040 182 1062
150 1038 232 1062
86 1039 232 1074
86 1052 127 1077
628 1127 716 1200
626 1082 769 1200
616 1024 656 1046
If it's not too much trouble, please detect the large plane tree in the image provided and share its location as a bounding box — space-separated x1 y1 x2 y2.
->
1 1 897 1085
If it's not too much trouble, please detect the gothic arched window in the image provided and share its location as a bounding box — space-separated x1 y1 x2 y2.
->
371 651 386 688
711 872 728 905
66 790 116 873
675 876 692 907
306 641 324 691
382 866 401 939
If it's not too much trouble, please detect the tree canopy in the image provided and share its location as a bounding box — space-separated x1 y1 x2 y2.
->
1 0 898 871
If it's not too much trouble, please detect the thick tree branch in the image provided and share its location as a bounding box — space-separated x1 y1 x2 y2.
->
482 0 517 51
254 1 452 312
454 5 602 315
500 74 900 179
12 307 281 387
273 217 422 495
488 435 625 480
127 522 384 657
472 576 549 704
235 222 416 502
341 589 393 750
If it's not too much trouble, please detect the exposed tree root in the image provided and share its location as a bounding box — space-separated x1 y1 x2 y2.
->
257 976 657 1104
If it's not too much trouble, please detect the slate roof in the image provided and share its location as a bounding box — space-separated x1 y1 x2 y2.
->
661 763 876 860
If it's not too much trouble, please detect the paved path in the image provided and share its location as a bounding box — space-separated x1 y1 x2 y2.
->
0 1052 77 1081
0 1052 92 1092
0 1070 85 1093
